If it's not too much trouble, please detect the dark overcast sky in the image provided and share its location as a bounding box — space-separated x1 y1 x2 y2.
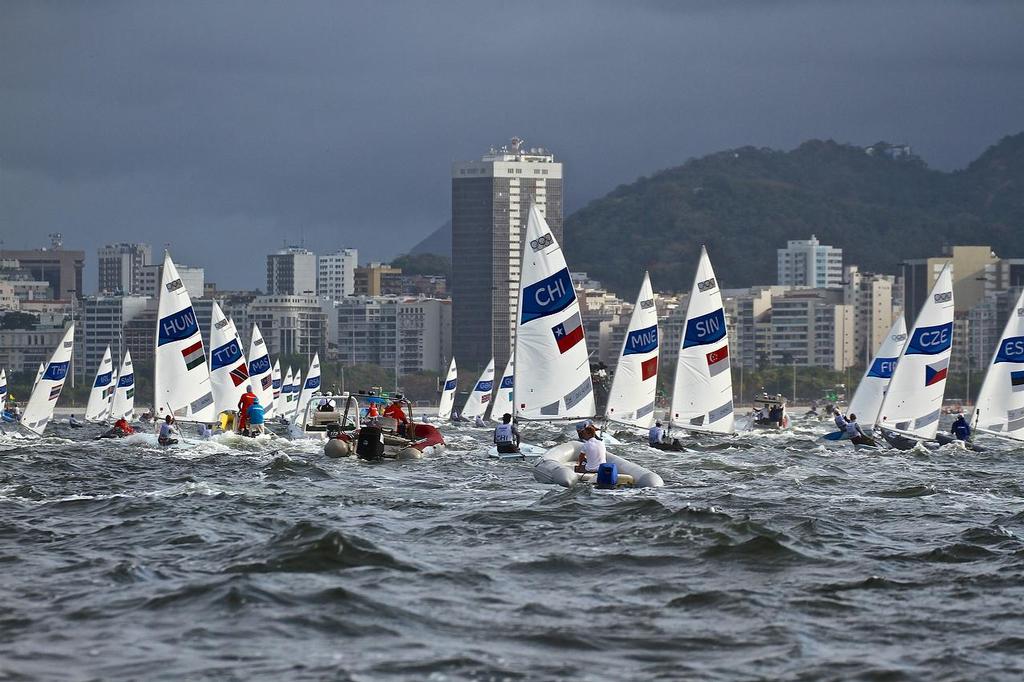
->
2 0 1023 290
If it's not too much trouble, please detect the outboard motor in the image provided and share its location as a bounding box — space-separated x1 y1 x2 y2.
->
595 462 618 489
356 426 385 460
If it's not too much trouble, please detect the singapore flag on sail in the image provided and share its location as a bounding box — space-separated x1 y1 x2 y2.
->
552 311 584 354
706 345 730 377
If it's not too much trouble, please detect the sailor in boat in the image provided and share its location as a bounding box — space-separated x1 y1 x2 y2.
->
574 425 607 473
247 397 266 436
158 415 179 446
951 414 971 442
493 413 521 454
383 397 410 436
649 421 665 446
844 414 875 446
99 417 134 439
833 407 848 432
768 403 784 426
197 422 213 439
237 385 257 433
69 414 84 428
367 402 380 421
575 419 595 441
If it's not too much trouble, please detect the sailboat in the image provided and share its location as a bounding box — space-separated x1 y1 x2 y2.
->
154 253 216 422
288 370 303 421
604 272 659 430
32 362 45 393
489 355 514 421
110 351 135 421
208 302 249 419
269 360 282 418
293 353 322 425
669 246 735 435
247 323 274 413
21 325 75 435
436 358 458 421
517 205 661 487
0 368 8 406
877 263 954 449
846 317 908 430
461 358 495 421
972 288 1024 442
84 346 115 422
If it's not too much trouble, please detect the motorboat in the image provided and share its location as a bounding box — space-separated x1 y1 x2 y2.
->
532 441 664 488
750 393 789 430
303 392 445 460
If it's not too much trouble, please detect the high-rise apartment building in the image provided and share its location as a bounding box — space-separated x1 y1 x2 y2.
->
266 247 317 296
899 246 999 324
451 138 563 374
136 263 205 299
317 248 358 299
844 266 897 365
249 295 326 358
0 234 85 300
75 295 150 379
777 235 843 288
97 243 152 294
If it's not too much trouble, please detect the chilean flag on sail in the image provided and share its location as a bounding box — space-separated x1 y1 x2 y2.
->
925 358 949 386
552 311 584 354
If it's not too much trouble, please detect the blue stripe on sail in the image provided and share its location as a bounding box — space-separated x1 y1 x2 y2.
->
157 307 199 346
211 339 243 370
905 322 953 356
117 373 135 387
683 309 726 349
249 355 271 376
304 376 321 390
499 376 514 389
521 268 575 324
867 357 898 379
43 361 70 381
93 371 113 388
444 379 457 391
623 325 658 356
995 336 1024 364
475 380 493 392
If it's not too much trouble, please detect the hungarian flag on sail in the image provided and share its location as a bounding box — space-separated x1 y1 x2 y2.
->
706 345 730 377
641 356 658 381
181 341 206 371
229 363 249 386
1011 370 1024 392
925 358 949 386
551 311 584 354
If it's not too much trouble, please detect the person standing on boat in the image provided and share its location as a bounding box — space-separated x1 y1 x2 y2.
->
493 413 521 454
383 398 410 435
649 421 665 446
247 398 266 436
237 385 257 433
951 414 971 441
575 425 607 473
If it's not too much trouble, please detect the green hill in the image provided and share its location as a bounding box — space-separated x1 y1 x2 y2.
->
564 133 1024 296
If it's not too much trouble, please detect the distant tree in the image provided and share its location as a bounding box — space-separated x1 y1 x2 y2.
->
1 312 38 330
390 253 451 278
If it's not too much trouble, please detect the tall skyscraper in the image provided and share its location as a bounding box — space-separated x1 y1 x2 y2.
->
266 247 317 296
777 235 843 288
317 248 358 299
451 138 563 374
97 243 152 294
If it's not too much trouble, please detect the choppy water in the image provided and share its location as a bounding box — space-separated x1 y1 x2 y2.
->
2 415 1024 681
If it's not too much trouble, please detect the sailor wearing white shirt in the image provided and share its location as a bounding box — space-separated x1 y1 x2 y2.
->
649 421 665 446
575 425 607 473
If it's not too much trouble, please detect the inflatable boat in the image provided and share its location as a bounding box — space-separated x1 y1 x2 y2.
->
319 392 445 460
532 441 664 489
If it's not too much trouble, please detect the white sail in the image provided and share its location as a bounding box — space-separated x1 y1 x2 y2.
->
209 303 250 415
110 350 135 421
437 357 458 420
289 369 304 420
0 368 8 405
490 355 514 420
877 263 954 439
847 317 908 428
280 366 294 416
22 325 75 435
461 358 495 419
246 323 274 413
605 272 659 429
972 288 1024 441
293 353 321 422
84 346 114 421
153 253 215 421
514 205 595 421
268 360 282 418
670 247 734 434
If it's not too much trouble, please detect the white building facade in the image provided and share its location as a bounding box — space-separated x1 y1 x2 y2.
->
777 235 843 288
317 248 358 300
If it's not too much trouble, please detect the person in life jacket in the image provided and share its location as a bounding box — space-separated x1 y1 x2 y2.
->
113 417 133 436
158 415 179 446
951 414 971 441
367 402 380 420
833 407 848 432
649 421 665 446
383 398 409 435
237 385 257 432
247 397 266 436
493 413 521 454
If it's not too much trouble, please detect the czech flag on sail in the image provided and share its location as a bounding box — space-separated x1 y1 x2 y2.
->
552 311 584 354
641 356 658 381
706 345 730 377
229 363 249 386
1011 370 1024 393
925 358 949 387
181 341 206 371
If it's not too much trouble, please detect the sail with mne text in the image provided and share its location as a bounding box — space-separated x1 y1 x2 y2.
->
605 272 659 429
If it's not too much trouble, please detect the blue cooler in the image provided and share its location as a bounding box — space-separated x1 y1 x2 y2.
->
596 462 618 488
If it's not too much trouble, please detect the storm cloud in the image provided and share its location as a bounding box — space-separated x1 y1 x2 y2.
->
2 0 1022 289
